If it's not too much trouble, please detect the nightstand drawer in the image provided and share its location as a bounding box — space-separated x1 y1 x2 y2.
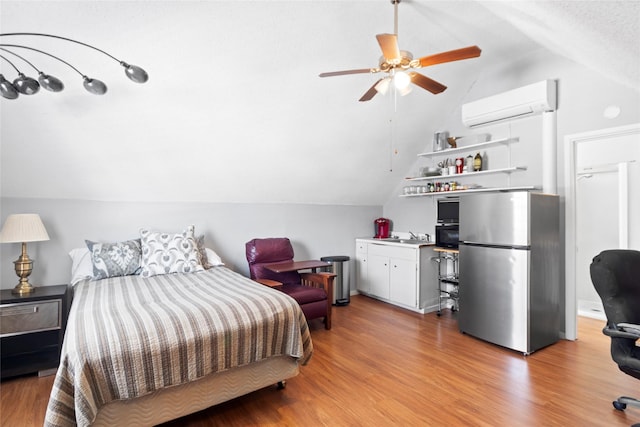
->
0 300 61 337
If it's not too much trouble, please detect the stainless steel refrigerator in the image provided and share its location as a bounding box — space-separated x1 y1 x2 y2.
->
458 191 560 354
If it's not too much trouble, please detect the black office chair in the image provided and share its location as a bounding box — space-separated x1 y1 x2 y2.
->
590 249 640 420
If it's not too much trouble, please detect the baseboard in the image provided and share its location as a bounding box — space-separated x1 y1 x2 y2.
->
578 299 606 321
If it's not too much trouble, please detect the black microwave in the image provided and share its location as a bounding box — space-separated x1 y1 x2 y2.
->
435 224 459 249
437 198 459 224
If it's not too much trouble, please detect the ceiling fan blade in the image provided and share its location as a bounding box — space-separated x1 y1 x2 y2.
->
359 79 383 102
417 45 481 68
409 72 447 94
376 33 400 62
319 68 376 78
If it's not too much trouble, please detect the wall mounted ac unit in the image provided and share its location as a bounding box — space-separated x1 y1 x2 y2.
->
462 79 557 128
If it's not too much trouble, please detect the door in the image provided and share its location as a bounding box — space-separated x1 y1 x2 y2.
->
575 165 624 315
460 192 530 246
459 244 530 353
566 124 639 334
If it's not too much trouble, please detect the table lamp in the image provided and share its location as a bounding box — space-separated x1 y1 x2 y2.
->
0 213 50 295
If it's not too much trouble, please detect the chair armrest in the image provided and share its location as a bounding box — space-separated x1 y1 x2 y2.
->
603 323 640 340
256 278 283 288
618 323 640 338
300 272 335 330
300 272 336 296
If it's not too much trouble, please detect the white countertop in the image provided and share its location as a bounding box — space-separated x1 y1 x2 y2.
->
357 237 435 248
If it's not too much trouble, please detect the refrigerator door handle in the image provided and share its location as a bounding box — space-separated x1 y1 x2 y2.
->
461 241 530 250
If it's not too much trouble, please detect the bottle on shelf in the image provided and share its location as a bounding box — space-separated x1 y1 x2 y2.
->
473 152 483 171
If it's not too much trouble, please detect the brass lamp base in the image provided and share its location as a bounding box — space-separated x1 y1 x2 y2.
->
11 242 36 295
12 281 36 295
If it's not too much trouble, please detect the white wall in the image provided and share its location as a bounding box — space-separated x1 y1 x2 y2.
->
384 48 640 233
0 198 379 290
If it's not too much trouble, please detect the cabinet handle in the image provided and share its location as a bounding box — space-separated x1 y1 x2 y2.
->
1 306 38 316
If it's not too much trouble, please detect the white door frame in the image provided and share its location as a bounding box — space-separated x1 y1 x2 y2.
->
564 123 640 340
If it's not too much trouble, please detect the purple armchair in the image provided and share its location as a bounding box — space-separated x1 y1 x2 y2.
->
245 238 334 330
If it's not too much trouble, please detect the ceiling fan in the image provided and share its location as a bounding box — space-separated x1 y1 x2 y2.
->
319 0 481 102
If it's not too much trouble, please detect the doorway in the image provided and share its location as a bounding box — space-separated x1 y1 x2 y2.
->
564 123 640 340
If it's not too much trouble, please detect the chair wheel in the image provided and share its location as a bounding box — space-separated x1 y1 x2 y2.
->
612 400 626 411
277 381 286 390
437 312 442 317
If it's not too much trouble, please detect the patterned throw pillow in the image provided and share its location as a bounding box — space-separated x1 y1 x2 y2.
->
195 235 210 268
139 225 205 278
85 239 142 280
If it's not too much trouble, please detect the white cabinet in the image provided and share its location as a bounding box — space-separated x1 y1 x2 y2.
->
355 239 438 313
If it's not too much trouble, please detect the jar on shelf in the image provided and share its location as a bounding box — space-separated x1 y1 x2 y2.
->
465 155 474 173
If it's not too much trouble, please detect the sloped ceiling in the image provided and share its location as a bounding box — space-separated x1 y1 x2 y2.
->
1 1 637 206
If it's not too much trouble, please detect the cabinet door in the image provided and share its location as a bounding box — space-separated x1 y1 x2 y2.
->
368 254 390 299
390 257 417 307
355 253 369 294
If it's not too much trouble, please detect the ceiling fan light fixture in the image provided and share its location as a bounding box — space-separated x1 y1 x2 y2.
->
393 70 411 90
318 0 480 102
398 83 412 97
375 77 391 95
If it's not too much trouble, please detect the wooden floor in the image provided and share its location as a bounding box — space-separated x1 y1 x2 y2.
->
1 295 638 426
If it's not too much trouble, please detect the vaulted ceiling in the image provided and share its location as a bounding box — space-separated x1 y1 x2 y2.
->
1 1 638 205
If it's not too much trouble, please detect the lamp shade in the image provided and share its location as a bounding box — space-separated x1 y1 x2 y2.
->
0 214 50 243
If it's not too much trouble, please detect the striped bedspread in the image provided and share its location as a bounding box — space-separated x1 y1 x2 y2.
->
44 267 313 427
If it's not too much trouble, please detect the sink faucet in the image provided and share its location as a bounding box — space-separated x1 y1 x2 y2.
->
409 231 419 240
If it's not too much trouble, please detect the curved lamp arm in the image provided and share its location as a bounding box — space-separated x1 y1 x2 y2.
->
0 33 148 83
1 44 104 93
0 32 148 100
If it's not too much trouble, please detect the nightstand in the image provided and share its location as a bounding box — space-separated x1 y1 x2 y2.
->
1 284 69 379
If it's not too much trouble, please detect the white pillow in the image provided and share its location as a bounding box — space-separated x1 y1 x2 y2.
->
205 248 224 267
69 247 94 285
195 234 224 268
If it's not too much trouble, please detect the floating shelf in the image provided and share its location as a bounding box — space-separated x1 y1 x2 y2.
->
399 186 539 197
417 137 518 157
405 166 527 182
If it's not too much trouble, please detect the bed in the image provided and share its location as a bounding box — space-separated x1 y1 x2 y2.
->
44 265 313 427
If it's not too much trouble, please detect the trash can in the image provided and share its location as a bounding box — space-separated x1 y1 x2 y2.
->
320 255 350 306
